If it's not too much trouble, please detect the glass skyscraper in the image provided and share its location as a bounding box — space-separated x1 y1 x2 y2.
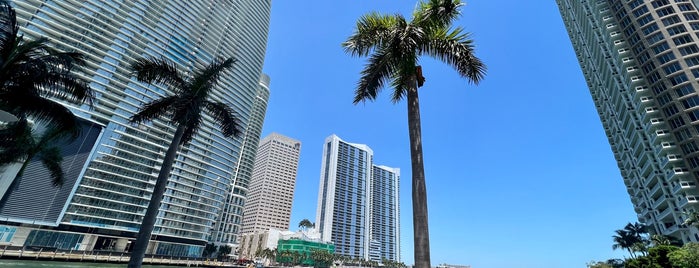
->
315 135 400 261
2 0 271 256
557 0 699 242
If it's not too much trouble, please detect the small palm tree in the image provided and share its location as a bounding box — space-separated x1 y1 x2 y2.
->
126 57 242 268
612 229 636 258
0 0 92 186
299 219 314 231
0 121 68 186
342 1 485 267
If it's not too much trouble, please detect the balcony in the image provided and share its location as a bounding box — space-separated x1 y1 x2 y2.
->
644 118 666 131
653 195 670 209
651 130 669 145
655 142 677 155
657 206 674 220
678 195 699 208
672 181 697 194
633 86 649 102
641 107 658 122
648 181 663 196
639 96 654 108
667 168 688 181
660 154 682 169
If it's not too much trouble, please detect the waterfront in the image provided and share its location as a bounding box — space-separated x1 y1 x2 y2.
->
0 259 178 267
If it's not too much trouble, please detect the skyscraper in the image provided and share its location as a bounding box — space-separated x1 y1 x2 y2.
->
241 133 301 234
1 0 271 256
371 165 400 262
315 135 400 261
557 0 699 242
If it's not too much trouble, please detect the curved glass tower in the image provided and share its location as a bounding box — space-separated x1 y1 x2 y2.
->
557 0 699 242
6 0 271 256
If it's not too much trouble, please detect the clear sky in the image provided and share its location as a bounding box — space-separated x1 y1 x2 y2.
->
260 1 639 268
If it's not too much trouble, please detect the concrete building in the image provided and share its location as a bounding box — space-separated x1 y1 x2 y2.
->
557 0 699 241
0 0 271 256
315 135 400 261
241 133 301 234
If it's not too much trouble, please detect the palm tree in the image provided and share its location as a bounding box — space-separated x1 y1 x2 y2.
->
0 0 91 137
126 57 242 268
613 229 639 258
299 219 314 231
342 1 485 267
0 121 68 186
0 0 92 186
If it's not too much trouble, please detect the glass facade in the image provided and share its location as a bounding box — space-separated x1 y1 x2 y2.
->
371 165 400 262
557 0 699 242
315 135 400 261
213 74 271 245
8 0 271 256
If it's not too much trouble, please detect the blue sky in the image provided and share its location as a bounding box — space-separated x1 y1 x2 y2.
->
260 1 638 267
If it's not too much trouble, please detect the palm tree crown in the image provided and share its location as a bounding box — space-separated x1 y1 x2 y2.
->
343 1 485 268
127 57 242 268
342 0 485 104
129 57 241 144
0 0 91 136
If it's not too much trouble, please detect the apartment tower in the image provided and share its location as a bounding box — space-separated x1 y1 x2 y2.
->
371 165 401 262
557 0 699 241
315 135 400 261
1 0 271 256
241 133 301 234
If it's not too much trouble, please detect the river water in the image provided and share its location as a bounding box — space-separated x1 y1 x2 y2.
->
0 259 179 267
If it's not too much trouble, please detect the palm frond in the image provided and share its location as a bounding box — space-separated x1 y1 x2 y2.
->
38 145 64 187
130 57 186 91
190 58 235 97
0 92 80 138
0 0 18 61
204 100 241 138
354 47 398 104
342 12 397 57
130 96 180 124
421 27 486 84
414 0 464 29
0 120 32 165
35 70 93 106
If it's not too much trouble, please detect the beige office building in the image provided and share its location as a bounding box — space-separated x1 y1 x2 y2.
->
241 133 301 235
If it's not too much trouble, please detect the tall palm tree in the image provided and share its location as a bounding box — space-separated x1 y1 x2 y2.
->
342 1 485 267
126 57 242 268
0 0 92 186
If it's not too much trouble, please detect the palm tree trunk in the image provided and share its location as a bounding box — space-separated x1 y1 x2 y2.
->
407 75 430 268
128 124 185 268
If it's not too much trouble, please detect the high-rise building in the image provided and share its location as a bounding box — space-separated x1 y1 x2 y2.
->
241 133 301 234
213 74 271 245
315 135 400 261
557 0 699 242
371 165 400 262
0 0 271 256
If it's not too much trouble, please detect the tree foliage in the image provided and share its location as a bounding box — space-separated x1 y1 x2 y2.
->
668 243 699 268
